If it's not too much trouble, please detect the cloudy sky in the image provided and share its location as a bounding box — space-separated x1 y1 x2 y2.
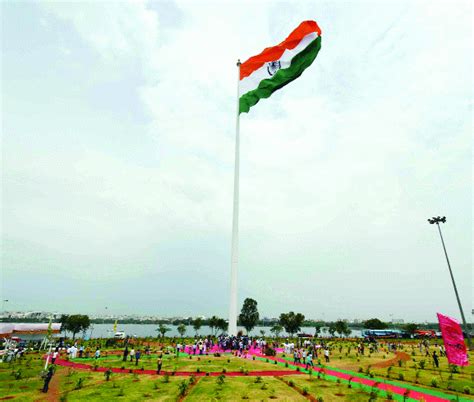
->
2 0 472 322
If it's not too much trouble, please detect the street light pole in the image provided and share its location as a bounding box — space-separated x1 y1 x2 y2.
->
428 216 472 350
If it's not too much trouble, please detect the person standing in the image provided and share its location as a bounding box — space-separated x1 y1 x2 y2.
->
123 347 129 362
130 348 135 362
52 349 59 364
42 366 54 393
324 348 330 363
305 353 314 370
135 349 141 366
432 351 439 368
94 348 100 359
156 357 163 374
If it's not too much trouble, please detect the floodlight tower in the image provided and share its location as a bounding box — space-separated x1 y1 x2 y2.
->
428 216 471 349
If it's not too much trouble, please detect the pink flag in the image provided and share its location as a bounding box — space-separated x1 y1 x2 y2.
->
437 313 469 366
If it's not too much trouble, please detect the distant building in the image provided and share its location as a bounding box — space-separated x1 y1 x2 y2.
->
391 319 404 324
0 323 61 341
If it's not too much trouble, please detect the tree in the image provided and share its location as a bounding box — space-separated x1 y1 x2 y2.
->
403 323 418 335
193 317 203 335
270 324 283 338
328 323 336 337
364 318 388 329
279 312 305 337
314 321 324 337
157 324 170 338
209 316 220 336
177 323 187 338
60 314 70 337
216 318 228 334
334 320 349 337
63 315 91 340
238 298 259 335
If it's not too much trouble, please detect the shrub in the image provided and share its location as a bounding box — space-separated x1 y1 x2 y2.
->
75 378 84 390
415 370 421 383
178 380 189 397
285 361 289 368
398 359 402 367
216 374 225 386
348 376 354 388
118 387 125 397
241 393 249 399
302 387 309 395
288 380 295 387
463 386 471 395
189 375 196 385
261 382 268 390
316 397 324 402
449 365 460 374
430 377 439 388
163 374 170 383
153 382 159 390
369 371 375 378
398 373 404 381
386 390 393 400
196 368 200 373
255 376 262 383
104 369 112 381
358 366 363 373
222 368 226 373
419 360 426 369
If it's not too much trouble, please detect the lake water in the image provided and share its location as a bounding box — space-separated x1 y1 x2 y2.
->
70 324 363 339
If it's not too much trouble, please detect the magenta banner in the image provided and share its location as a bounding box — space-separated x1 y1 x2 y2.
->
437 313 469 366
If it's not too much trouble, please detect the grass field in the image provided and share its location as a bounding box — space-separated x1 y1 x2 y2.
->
1 340 473 401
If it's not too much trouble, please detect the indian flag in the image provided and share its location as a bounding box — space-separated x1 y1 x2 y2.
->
239 20 322 114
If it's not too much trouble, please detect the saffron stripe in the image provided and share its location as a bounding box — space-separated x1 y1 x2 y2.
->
240 20 322 79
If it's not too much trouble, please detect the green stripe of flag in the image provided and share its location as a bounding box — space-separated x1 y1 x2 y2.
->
239 36 322 114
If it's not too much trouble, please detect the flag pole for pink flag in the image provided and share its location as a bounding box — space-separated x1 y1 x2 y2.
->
228 59 242 336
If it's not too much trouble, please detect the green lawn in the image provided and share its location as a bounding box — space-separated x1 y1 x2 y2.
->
0 354 45 401
73 353 282 373
185 376 306 401
1 341 473 401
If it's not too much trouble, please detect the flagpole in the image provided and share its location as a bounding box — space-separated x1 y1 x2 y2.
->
228 59 241 336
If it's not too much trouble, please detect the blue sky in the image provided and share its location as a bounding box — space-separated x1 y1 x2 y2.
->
2 0 472 322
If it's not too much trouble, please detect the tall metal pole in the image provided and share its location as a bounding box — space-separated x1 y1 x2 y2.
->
228 59 241 336
435 222 472 349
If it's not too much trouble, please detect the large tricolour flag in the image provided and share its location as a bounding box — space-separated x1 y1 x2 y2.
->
239 20 322 114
